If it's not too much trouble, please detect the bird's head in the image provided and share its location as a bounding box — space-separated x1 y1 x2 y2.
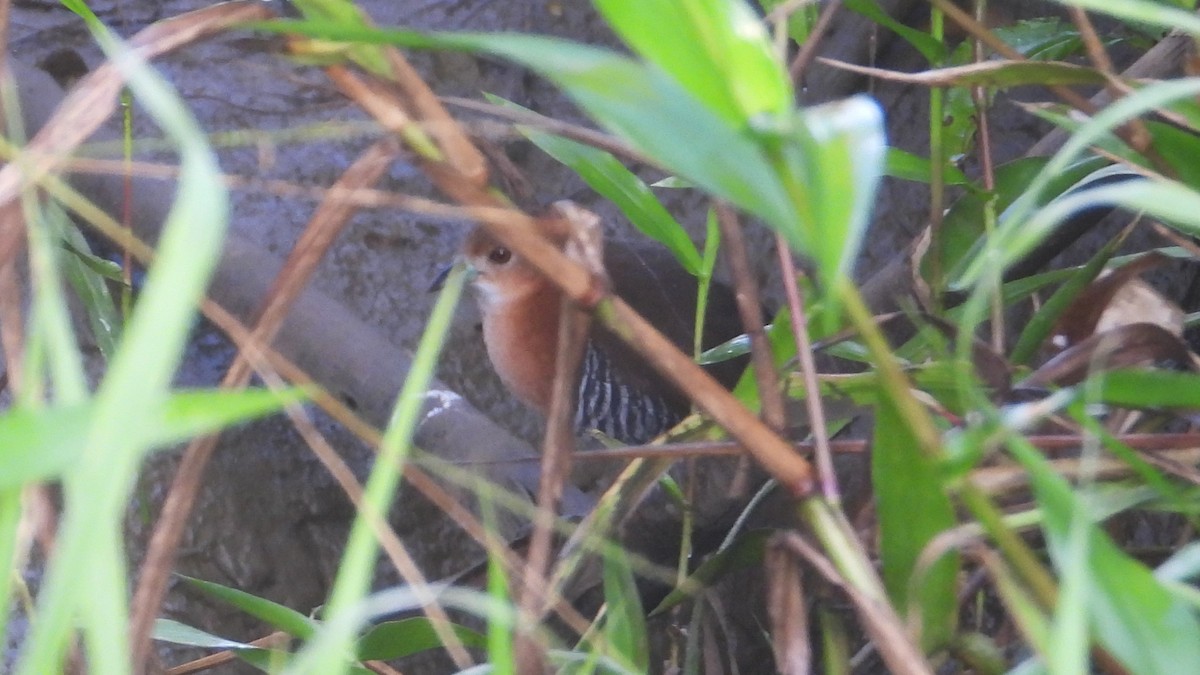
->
456 208 580 314
459 228 549 313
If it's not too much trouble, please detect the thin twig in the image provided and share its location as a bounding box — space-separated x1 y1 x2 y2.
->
715 203 783 498
928 0 1175 178
925 0 1097 114
1069 7 1157 166
164 631 291 674
788 0 844 86
716 204 783 429
515 205 600 672
776 239 839 501
442 95 649 165
41 165 592 634
0 203 24 395
277 381 475 669
777 522 933 675
323 34 819 496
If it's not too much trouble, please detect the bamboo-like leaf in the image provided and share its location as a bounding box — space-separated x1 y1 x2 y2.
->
935 156 1108 281
992 17 1084 60
16 4 233 669
797 96 887 299
1097 369 1200 408
153 618 274 653
152 618 291 671
843 0 946 62
594 0 791 122
1047 0 1200 38
886 148 968 185
58 219 122 359
1008 230 1130 365
955 77 1200 289
872 396 959 650
356 618 486 660
486 539 515 674
0 388 303 489
182 575 317 640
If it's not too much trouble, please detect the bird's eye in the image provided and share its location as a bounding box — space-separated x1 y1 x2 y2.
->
487 246 512 265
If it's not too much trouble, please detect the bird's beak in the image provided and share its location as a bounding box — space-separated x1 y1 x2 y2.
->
428 258 476 292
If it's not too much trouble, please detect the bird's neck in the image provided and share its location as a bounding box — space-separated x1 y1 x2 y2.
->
481 283 562 413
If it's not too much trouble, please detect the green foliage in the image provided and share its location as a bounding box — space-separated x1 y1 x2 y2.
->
0 389 303 489
4 4 297 673
872 396 959 650
1009 434 1200 673
599 545 649 673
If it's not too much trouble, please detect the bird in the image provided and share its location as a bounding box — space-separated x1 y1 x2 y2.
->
455 215 751 445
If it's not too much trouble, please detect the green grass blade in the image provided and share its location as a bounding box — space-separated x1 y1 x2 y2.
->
288 265 466 674
355 617 487 660
15 6 229 671
254 21 801 255
486 524 515 675
182 575 317 640
59 224 122 360
601 545 649 673
1048 0 1200 37
0 490 21 655
885 148 968 185
798 96 887 300
0 389 302 490
1008 226 1124 365
843 0 946 62
955 77 1200 289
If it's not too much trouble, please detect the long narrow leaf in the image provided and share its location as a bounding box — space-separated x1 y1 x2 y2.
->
872 396 959 650
0 388 302 489
16 7 230 671
594 0 790 122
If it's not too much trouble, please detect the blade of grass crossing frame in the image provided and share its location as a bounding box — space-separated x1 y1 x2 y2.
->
0 389 303 489
253 22 804 260
17 4 230 671
1047 0 1200 37
286 264 466 674
955 77 1200 289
